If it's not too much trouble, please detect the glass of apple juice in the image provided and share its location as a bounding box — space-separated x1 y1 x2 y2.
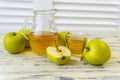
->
66 31 88 57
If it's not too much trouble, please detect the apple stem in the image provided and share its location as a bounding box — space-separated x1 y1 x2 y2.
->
85 47 90 52
56 46 62 52
13 32 16 36
55 40 62 52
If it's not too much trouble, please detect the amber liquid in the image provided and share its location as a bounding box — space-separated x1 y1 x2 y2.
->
29 31 58 55
67 36 87 57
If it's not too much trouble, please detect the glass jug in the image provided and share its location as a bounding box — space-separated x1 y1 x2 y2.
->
23 9 58 55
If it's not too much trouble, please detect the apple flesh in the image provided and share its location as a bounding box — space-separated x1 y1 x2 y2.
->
83 39 111 65
3 32 26 54
46 46 71 65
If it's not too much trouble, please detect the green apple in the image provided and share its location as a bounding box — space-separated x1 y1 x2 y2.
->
46 46 71 65
3 32 26 54
58 31 67 46
83 39 111 65
18 29 30 48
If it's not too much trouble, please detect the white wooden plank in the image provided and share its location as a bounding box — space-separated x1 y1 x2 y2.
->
55 7 119 13
54 0 120 5
55 11 119 19
54 3 119 12
0 32 120 80
2 0 32 2
0 23 32 33
55 18 117 26
57 25 117 32
0 16 27 23
0 8 33 16
0 0 33 9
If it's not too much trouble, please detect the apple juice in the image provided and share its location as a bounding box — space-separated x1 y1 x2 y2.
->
66 35 87 57
29 31 58 54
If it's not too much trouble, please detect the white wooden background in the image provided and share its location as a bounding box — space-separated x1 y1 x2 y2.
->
0 0 120 33
0 0 33 33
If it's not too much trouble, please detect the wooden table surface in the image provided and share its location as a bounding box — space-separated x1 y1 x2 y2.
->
0 31 120 80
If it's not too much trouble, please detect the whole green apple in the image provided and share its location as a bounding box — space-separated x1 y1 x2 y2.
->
83 39 111 65
18 29 30 48
46 46 71 65
3 32 26 54
58 31 67 46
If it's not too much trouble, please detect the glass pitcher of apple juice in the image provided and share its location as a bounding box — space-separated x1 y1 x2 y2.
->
23 9 58 55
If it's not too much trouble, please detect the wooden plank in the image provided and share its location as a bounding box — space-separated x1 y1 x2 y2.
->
0 32 120 80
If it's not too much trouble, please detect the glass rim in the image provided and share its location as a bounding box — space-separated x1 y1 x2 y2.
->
67 31 89 37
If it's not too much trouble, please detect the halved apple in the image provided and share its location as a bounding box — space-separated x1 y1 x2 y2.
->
46 46 71 65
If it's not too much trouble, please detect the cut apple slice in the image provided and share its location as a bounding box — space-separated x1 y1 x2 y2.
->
46 46 71 65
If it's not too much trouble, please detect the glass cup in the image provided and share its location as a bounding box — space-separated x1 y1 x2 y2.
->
66 31 88 57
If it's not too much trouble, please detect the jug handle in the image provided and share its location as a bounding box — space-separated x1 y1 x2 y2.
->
22 16 33 40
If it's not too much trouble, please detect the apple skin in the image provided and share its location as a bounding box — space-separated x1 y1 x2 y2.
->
3 32 26 54
46 46 71 65
58 31 67 46
83 39 111 65
18 29 30 48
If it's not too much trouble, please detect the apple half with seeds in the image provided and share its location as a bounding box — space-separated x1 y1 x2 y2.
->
46 46 71 65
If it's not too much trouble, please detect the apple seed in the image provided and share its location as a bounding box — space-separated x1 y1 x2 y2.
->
61 56 66 60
